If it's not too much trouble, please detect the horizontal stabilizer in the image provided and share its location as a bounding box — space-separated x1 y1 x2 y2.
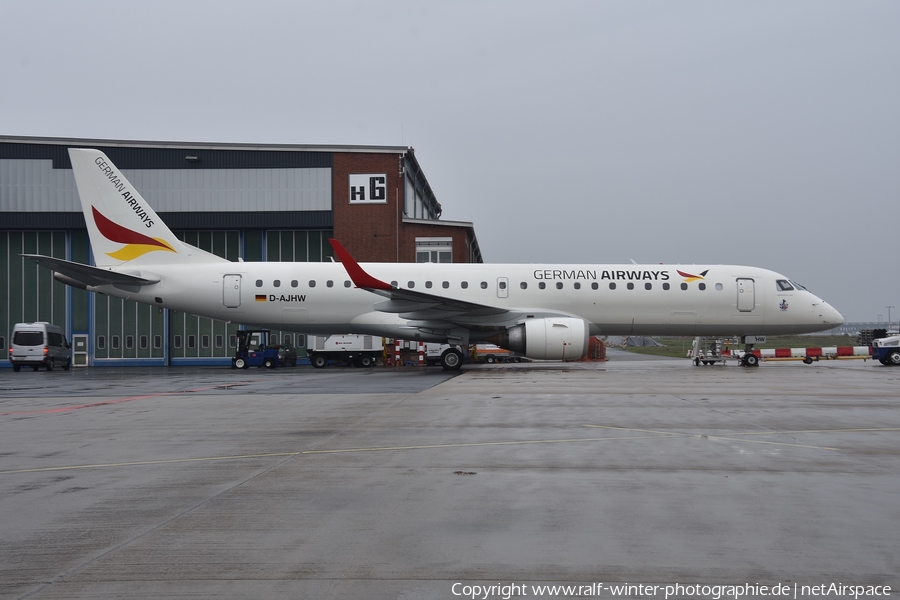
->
22 254 159 288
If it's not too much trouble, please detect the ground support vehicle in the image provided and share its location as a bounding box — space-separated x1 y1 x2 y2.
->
9 322 71 371
231 330 283 369
472 344 519 363
689 337 736 366
872 335 900 366
307 335 383 368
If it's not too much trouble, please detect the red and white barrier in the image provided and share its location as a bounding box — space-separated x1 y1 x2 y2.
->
751 346 871 361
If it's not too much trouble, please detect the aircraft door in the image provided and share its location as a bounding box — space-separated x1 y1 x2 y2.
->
736 278 755 312
223 275 242 308
497 277 509 299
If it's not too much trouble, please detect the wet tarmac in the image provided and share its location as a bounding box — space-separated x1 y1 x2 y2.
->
1 351 897 599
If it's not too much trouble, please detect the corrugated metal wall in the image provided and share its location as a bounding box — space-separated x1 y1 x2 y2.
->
0 159 332 213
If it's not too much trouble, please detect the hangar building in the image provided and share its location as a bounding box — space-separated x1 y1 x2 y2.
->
0 136 482 367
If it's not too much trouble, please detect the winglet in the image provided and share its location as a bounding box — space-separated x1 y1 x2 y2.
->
328 239 393 290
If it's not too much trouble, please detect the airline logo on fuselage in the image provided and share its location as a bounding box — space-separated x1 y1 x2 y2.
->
533 269 671 281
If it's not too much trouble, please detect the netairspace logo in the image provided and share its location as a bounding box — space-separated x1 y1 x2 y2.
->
450 582 893 599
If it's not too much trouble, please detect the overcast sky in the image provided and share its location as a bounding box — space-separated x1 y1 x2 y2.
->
2 1 898 323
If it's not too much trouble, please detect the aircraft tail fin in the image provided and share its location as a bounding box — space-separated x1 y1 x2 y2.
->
69 148 227 267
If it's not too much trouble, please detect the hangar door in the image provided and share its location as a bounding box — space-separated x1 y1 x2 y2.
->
737 278 755 312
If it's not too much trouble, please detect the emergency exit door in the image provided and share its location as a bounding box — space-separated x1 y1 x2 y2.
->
737 278 755 312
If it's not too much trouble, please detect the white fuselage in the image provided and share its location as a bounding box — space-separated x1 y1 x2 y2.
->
97 261 844 341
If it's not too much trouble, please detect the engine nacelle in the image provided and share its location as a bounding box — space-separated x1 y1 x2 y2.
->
495 317 590 361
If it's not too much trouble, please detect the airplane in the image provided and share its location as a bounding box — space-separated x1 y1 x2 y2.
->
24 148 844 370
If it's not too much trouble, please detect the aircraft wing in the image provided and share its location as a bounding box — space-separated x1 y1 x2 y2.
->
328 239 508 320
22 254 160 288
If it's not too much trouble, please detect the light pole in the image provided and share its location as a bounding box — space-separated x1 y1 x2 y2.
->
888 306 895 331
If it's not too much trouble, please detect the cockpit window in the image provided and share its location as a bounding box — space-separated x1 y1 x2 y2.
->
789 280 808 291
776 280 794 291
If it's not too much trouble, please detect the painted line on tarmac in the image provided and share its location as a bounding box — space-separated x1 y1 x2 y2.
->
301 434 674 454
0 382 258 417
581 424 900 451
0 452 302 475
0 435 674 474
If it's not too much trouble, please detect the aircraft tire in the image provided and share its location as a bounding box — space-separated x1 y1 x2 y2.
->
440 347 464 371
312 355 327 369
743 354 759 367
888 351 900 366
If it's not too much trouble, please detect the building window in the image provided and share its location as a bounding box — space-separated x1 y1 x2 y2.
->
111 335 120 350
125 336 134 349
202 335 210 348
174 335 182 349
415 237 452 263
97 335 106 350
216 335 224 348
154 335 162 349
188 335 196 348
140 335 148 349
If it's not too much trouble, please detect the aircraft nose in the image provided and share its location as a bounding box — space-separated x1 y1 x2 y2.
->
821 302 844 326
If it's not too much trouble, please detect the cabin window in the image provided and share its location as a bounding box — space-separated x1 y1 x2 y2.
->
274 280 281 288
520 282 527 289
291 280 298 288
681 283 688 290
609 282 616 290
539 282 546 289
256 280 263 287
327 280 334 288
442 281 449 289
345 280 351 287
391 281 398 288
574 282 581 290
556 282 563 290
699 283 706 290
408 281 415 289
716 283 723 291
425 281 433 289
461 281 468 289
592 282 598 290
663 282 670 290
645 283 652 290
627 283 634 290
309 280 316 287
480 281 488 289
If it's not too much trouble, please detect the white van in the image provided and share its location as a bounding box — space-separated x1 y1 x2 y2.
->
9 322 71 372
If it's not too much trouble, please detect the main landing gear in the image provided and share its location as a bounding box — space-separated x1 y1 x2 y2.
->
741 337 760 367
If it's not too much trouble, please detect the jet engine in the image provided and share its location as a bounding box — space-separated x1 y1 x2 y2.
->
491 317 590 361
